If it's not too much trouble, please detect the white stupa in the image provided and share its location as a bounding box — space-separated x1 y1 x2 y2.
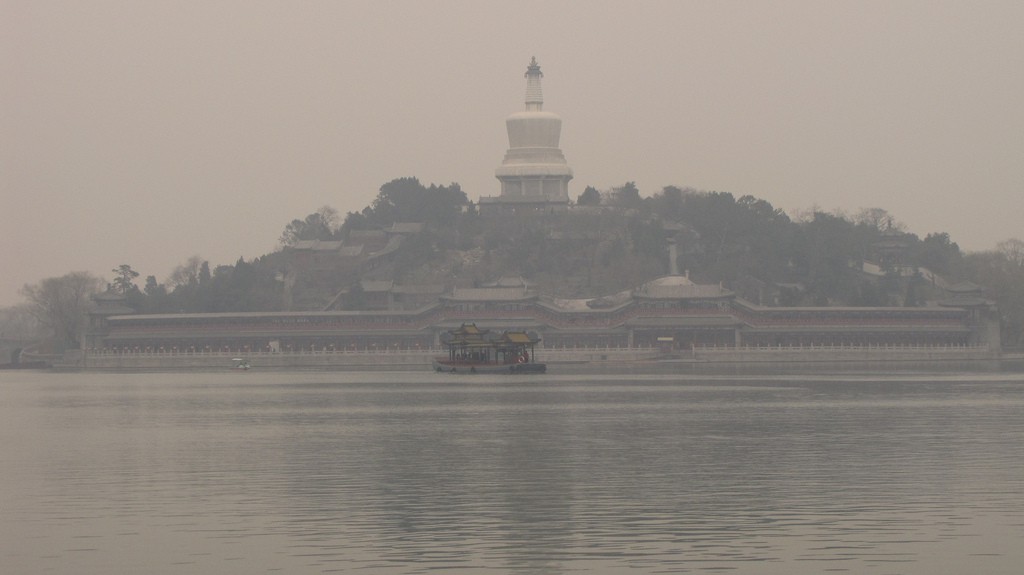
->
479 57 573 214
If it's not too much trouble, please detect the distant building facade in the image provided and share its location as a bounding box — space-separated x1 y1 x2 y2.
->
479 57 573 215
86 274 999 356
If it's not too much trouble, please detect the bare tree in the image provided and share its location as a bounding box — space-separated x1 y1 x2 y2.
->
855 207 905 232
789 204 823 223
167 256 205 288
20 272 102 349
0 304 43 340
279 206 340 246
997 238 1024 267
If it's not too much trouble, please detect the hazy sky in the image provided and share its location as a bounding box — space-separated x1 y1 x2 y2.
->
3 0 1022 306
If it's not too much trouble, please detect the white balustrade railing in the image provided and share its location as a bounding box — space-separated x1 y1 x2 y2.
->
85 342 989 359
695 343 986 353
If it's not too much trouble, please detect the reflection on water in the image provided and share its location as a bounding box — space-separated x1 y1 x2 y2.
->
3 369 1024 574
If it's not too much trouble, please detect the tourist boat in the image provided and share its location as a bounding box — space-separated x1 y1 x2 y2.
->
433 323 546 374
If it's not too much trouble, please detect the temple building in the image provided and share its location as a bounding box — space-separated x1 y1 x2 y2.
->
479 57 573 214
84 275 999 362
73 57 1005 367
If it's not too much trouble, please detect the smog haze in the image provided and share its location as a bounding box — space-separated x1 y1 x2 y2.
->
2 0 1022 305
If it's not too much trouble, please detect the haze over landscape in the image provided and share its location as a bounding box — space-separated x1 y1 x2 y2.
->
3 0 1022 307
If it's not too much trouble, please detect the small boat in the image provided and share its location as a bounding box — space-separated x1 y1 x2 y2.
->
433 323 546 374
232 358 251 370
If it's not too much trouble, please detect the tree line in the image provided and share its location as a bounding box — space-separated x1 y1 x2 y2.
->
8 178 1024 351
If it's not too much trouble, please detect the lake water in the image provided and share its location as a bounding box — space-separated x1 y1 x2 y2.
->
3 365 1024 574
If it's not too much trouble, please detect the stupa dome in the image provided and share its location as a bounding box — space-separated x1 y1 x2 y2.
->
491 57 572 203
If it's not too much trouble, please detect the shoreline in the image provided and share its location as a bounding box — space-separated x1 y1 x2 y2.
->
6 346 1011 373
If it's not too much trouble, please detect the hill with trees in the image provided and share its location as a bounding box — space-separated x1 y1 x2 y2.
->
11 177 1024 352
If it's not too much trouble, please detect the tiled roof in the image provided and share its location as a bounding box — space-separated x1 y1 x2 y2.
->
291 240 343 251
634 275 733 300
443 287 535 302
360 280 394 292
388 222 424 234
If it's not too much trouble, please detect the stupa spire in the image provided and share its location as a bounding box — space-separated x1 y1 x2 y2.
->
524 56 543 111
478 56 572 214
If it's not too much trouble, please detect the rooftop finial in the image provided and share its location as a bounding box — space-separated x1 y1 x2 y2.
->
525 56 542 78
524 57 543 111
